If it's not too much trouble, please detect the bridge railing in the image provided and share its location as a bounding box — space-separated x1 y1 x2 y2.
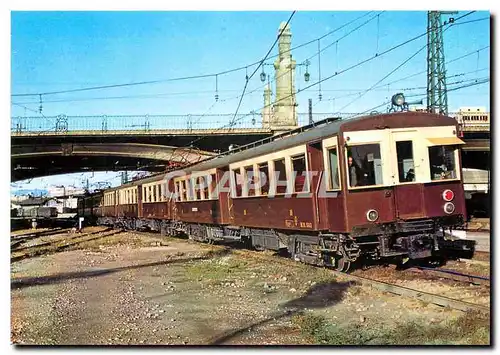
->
10 111 489 134
10 113 337 134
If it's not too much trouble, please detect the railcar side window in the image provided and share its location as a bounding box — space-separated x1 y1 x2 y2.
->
175 181 181 201
273 159 287 194
429 145 457 180
347 144 383 188
232 169 243 197
292 154 308 193
209 174 217 199
194 177 201 200
396 141 415 183
244 165 256 197
181 180 187 201
257 162 270 195
198 177 206 200
328 147 340 190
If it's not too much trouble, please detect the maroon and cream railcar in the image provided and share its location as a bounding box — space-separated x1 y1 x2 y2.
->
92 112 475 271
77 191 103 224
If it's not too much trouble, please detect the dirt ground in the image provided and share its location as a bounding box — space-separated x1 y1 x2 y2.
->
11 227 491 345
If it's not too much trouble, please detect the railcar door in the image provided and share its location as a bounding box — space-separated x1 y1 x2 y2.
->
321 136 345 231
389 130 425 219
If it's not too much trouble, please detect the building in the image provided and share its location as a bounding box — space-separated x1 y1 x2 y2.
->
47 185 86 213
453 107 490 132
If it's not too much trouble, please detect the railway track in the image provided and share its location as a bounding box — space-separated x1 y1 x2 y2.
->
330 269 489 313
68 229 492 314
409 266 490 286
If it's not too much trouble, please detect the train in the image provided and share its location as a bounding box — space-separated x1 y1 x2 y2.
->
12 206 58 219
77 112 476 271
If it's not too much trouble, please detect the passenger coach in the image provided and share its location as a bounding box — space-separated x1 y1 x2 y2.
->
79 112 475 271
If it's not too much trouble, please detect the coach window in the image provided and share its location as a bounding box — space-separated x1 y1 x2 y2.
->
208 174 217 199
347 144 383 188
327 147 340 190
244 165 256 197
232 169 243 197
273 158 288 194
180 180 187 201
257 162 270 195
198 176 206 200
175 181 181 201
292 154 308 193
186 179 193 201
429 145 457 180
396 141 415 183
192 178 200 200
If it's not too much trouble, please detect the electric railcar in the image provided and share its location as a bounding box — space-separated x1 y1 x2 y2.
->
78 112 476 271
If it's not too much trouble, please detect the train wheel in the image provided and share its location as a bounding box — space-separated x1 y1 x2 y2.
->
335 257 351 272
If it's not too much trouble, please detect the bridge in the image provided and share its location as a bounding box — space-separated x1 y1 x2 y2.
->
11 112 490 182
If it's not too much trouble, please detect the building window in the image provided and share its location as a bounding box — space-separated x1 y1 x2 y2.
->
347 144 383 188
396 141 415 183
328 147 340 190
232 169 243 197
429 146 457 180
292 154 308 193
273 158 287 194
257 162 270 195
244 165 256 196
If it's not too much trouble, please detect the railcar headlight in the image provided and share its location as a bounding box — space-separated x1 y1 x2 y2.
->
366 209 379 222
444 202 455 214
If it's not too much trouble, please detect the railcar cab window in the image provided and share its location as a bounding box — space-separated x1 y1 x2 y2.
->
396 141 415 183
429 145 457 180
257 162 270 195
347 144 383 188
327 147 340 190
232 169 243 197
292 154 308 193
273 158 287 194
244 165 256 197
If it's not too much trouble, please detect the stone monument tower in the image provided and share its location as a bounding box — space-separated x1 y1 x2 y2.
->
261 21 298 131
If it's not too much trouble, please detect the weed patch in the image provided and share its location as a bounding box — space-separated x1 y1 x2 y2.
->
291 310 490 345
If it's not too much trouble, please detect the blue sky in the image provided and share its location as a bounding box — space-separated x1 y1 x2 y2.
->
10 10 490 191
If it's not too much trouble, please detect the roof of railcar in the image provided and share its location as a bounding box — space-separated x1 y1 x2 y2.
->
181 111 455 174
105 111 456 190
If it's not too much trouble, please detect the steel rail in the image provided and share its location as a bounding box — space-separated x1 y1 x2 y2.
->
412 266 490 286
101 230 490 313
330 270 490 313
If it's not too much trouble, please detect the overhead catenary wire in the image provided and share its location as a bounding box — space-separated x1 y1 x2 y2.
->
184 13 489 147
229 11 296 127
11 11 373 99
